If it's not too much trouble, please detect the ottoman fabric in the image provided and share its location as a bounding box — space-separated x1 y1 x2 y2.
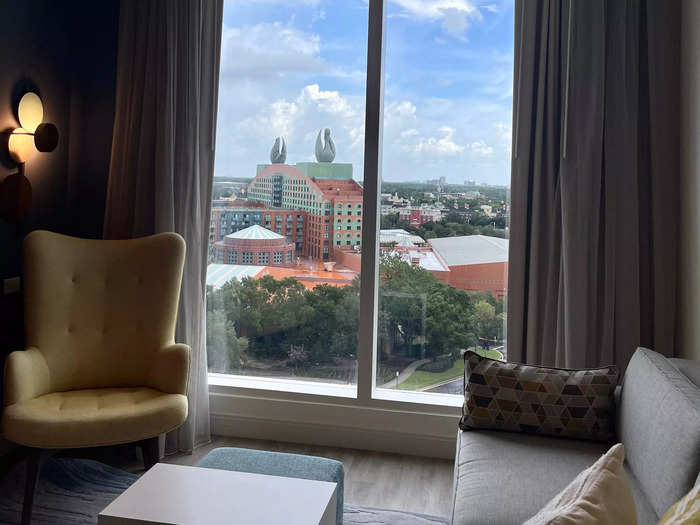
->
197 447 344 525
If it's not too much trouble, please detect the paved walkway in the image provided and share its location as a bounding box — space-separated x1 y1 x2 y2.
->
379 358 431 388
424 377 463 394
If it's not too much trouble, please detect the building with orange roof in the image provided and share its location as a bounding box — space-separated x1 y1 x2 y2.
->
214 225 295 266
247 151 363 261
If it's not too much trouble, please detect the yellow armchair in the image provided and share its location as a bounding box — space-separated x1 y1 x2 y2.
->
1 230 190 524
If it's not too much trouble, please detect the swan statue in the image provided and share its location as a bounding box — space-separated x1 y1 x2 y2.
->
270 136 287 164
315 128 336 163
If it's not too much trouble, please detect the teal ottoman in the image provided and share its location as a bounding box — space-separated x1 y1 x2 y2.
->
197 447 344 525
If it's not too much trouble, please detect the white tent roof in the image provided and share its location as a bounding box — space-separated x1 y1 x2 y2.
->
226 224 284 240
429 235 508 267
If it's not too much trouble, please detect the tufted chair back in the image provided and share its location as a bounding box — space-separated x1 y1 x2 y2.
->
23 230 186 392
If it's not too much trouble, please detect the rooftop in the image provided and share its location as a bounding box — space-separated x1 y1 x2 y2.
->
428 235 508 267
258 266 357 290
394 249 449 272
206 264 265 289
225 224 284 240
379 229 426 246
315 178 363 197
206 260 358 291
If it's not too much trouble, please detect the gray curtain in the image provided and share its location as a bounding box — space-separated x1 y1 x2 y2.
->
508 0 680 370
103 0 223 452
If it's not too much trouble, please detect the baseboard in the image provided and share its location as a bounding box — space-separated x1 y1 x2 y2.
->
209 390 460 459
211 412 457 459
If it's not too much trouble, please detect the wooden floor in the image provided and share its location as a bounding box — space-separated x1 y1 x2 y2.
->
12 435 455 517
162 436 455 517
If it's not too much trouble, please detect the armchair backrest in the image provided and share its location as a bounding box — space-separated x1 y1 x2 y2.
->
23 230 185 392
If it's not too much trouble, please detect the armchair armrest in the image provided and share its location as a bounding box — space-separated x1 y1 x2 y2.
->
3 347 51 406
148 344 191 395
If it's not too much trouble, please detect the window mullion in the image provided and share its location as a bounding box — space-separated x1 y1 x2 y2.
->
357 0 386 403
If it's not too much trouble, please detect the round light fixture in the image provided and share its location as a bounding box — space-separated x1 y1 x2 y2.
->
35 122 59 152
17 92 43 133
8 128 33 163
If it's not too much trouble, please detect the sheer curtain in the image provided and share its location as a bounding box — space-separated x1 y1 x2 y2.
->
508 0 680 370
103 0 223 452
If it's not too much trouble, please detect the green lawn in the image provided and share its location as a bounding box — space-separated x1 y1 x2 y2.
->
397 348 503 391
474 348 503 360
398 359 465 391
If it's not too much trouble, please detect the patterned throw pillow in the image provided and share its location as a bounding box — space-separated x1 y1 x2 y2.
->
459 351 619 441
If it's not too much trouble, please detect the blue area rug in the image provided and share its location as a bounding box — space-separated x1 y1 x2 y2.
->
0 458 448 524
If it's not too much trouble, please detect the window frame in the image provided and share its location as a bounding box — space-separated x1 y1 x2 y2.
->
208 0 469 445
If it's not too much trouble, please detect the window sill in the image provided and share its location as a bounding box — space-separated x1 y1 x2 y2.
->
208 373 462 409
208 373 357 399
207 373 462 458
372 387 463 408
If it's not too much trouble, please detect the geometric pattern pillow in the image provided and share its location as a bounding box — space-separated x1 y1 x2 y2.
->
459 351 619 442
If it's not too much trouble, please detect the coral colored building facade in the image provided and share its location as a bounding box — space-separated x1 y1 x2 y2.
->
214 225 295 267
440 262 508 298
248 162 363 261
399 206 443 225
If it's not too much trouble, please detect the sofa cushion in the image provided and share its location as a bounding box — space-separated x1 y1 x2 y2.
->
451 430 659 525
618 348 700 518
523 444 636 525
669 357 700 388
459 350 618 441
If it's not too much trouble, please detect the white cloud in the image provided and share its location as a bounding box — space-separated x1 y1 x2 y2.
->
300 84 358 119
389 0 483 37
468 139 494 156
493 121 511 142
413 126 464 156
388 100 417 119
220 22 323 78
234 84 365 169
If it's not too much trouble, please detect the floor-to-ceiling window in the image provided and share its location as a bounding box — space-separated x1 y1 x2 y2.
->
207 0 513 408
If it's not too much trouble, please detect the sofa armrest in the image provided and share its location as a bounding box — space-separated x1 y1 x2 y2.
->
148 344 190 395
3 347 51 406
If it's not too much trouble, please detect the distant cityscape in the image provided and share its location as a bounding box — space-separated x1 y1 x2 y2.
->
206 133 509 390
208 135 510 298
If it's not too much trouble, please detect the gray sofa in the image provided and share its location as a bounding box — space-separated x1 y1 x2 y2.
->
450 347 700 525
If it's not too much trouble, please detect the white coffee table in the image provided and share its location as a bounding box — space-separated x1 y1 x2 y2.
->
98 463 337 525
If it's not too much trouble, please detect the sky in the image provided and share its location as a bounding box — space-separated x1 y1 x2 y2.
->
214 0 514 185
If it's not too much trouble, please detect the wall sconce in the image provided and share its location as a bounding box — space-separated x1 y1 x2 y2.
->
0 92 59 222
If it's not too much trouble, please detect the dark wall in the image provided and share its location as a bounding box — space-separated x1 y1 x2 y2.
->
0 1 119 356
66 2 120 239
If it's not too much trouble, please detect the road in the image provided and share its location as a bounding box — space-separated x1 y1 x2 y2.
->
422 346 505 394
424 377 463 394
378 358 431 388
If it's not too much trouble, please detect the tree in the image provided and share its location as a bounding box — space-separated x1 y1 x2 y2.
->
286 284 360 363
474 300 505 342
379 255 478 360
205 255 505 373
206 309 248 373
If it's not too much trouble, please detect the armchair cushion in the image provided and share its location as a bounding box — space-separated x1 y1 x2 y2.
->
3 348 51 406
148 344 191 395
1 387 187 449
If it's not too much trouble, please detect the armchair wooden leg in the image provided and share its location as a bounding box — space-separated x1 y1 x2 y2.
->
22 449 48 525
139 436 160 470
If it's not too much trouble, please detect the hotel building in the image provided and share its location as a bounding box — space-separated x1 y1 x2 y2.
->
247 161 363 261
